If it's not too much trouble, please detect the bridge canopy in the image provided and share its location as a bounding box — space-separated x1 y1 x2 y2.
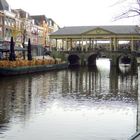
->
49 25 140 51
50 25 140 38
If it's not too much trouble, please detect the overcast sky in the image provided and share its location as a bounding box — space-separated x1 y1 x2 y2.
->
7 0 140 27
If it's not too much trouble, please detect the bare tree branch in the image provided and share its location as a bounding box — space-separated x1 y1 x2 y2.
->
137 0 140 6
114 0 140 21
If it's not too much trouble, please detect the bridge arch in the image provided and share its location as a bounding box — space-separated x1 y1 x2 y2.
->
116 54 137 70
118 54 132 65
68 54 80 66
87 54 98 67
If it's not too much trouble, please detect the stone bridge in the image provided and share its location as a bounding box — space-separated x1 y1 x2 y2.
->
54 50 138 68
49 25 140 67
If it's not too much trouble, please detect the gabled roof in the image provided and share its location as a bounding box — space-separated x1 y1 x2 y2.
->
31 15 47 25
50 25 140 36
15 9 31 19
0 0 9 11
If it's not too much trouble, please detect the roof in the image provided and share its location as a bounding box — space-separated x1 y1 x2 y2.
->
0 0 9 11
50 25 140 36
31 15 47 25
15 9 30 19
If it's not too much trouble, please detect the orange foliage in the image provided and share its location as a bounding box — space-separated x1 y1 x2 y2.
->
0 58 61 68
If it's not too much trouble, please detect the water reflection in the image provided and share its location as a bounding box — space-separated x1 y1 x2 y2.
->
0 60 138 140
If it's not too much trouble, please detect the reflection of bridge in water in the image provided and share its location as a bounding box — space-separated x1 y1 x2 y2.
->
50 25 140 67
60 62 138 103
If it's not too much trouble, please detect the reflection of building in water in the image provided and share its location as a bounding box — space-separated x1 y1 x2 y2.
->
0 75 45 129
0 71 67 129
0 76 33 127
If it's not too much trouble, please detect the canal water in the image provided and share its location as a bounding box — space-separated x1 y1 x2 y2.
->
0 58 138 140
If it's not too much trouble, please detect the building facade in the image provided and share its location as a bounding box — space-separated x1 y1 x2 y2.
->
0 0 60 55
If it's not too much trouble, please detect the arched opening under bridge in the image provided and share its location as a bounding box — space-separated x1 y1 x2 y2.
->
87 54 97 67
68 54 80 66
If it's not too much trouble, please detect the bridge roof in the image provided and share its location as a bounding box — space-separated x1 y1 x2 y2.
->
50 25 140 36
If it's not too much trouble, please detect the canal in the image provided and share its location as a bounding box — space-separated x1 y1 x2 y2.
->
0 58 138 140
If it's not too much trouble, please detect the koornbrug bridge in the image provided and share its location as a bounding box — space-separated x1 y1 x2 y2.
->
50 25 140 67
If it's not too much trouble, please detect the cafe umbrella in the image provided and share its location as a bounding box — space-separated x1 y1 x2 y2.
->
9 36 16 61
27 38 32 60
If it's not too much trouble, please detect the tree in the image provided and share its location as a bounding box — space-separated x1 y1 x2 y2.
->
11 21 27 59
11 24 21 43
114 0 140 20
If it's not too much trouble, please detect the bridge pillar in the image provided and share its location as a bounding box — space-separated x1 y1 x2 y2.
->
85 38 88 52
80 54 86 66
81 37 84 51
56 39 57 48
80 53 90 66
110 38 113 51
89 38 91 50
131 37 134 51
66 38 68 50
113 38 118 51
62 40 64 50
110 37 118 51
110 53 119 67
70 39 72 50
